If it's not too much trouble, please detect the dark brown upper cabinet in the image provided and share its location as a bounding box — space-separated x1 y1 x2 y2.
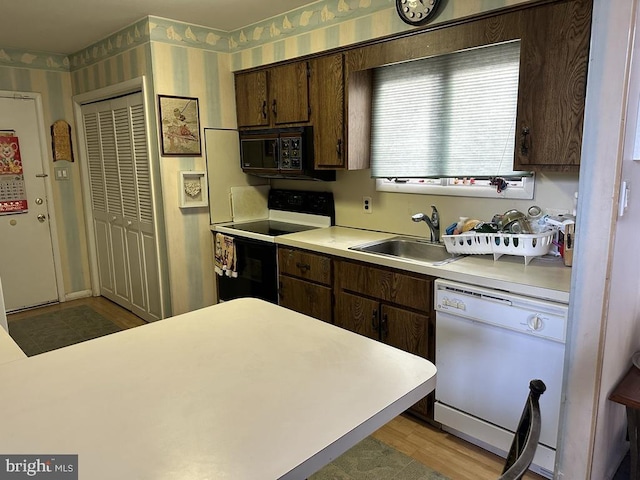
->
309 54 345 169
235 61 310 128
235 0 592 172
308 53 372 170
514 0 591 171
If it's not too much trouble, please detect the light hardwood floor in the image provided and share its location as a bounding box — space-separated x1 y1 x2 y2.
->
373 414 545 480
8 296 545 480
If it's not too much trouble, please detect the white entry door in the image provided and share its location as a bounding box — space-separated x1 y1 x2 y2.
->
0 95 59 311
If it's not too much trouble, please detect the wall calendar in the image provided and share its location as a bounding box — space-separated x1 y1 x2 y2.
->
0 133 28 214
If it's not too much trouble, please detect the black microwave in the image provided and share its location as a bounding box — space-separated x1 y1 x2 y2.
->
239 127 335 181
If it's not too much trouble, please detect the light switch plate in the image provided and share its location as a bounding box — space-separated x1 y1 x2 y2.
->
54 166 69 181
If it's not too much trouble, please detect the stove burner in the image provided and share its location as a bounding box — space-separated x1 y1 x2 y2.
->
225 220 319 236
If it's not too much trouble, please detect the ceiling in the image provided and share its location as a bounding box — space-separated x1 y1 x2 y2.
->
0 0 315 55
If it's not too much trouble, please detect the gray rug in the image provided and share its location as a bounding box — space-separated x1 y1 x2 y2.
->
311 436 450 480
8 305 122 356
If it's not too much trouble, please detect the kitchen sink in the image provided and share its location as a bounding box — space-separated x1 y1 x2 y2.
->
349 236 460 265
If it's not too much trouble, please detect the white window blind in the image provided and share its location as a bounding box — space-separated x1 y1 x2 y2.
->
371 41 526 178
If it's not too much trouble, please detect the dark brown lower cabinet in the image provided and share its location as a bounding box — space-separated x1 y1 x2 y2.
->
278 250 436 420
277 247 333 324
334 260 435 421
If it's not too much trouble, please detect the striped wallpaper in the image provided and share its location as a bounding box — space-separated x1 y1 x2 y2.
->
0 0 545 315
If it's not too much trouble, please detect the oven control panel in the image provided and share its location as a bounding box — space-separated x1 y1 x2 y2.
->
268 189 335 220
434 279 567 343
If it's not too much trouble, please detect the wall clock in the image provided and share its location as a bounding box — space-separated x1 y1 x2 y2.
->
395 0 440 26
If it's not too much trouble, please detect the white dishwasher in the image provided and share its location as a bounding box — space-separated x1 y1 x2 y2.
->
434 279 567 479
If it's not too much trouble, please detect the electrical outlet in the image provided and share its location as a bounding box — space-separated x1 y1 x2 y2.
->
362 196 372 214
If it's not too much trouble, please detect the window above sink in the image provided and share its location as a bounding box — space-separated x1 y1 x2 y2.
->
370 40 535 200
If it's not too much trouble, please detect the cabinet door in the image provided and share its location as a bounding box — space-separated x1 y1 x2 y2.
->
334 291 379 341
514 0 591 171
310 54 345 168
235 70 269 128
279 275 332 323
270 62 310 125
381 304 428 358
381 304 432 419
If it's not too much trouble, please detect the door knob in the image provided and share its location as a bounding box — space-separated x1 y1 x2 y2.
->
37 214 46 223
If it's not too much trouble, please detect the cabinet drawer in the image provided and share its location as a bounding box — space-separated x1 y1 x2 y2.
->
279 276 332 323
278 248 331 285
335 260 431 312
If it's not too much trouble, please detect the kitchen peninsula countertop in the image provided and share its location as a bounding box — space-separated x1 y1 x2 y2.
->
276 226 572 303
0 298 436 479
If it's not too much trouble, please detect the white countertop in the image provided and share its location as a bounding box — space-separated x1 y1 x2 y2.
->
0 326 26 365
276 226 572 303
0 298 436 479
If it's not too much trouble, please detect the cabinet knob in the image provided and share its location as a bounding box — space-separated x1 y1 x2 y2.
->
272 99 277 117
381 313 389 337
336 139 342 157
371 309 379 330
296 262 311 272
262 100 267 119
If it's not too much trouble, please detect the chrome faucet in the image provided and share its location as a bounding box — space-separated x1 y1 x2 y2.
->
412 206 440 243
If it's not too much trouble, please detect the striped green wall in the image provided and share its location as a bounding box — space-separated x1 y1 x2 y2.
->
150 43 235 314
0 0 539 315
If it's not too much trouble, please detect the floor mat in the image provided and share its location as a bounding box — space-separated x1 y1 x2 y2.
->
311 436 450 480
8 305 122 356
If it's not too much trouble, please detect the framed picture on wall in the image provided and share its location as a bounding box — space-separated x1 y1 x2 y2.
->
158 95 201 156
179 171 208 208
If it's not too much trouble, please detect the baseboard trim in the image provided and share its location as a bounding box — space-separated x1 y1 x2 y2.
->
64 290 93 302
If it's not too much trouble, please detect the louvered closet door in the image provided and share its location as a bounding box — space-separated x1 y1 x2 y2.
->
83 110 116 300
82 92 161 321
100 104 131 307
130 103 162 320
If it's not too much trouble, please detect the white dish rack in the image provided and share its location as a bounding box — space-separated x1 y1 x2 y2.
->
442 230 555 265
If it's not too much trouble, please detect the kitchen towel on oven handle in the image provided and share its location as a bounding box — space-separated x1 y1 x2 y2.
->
215 233 238 277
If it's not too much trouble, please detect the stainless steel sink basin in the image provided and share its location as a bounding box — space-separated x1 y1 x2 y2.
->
349 236 460 265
